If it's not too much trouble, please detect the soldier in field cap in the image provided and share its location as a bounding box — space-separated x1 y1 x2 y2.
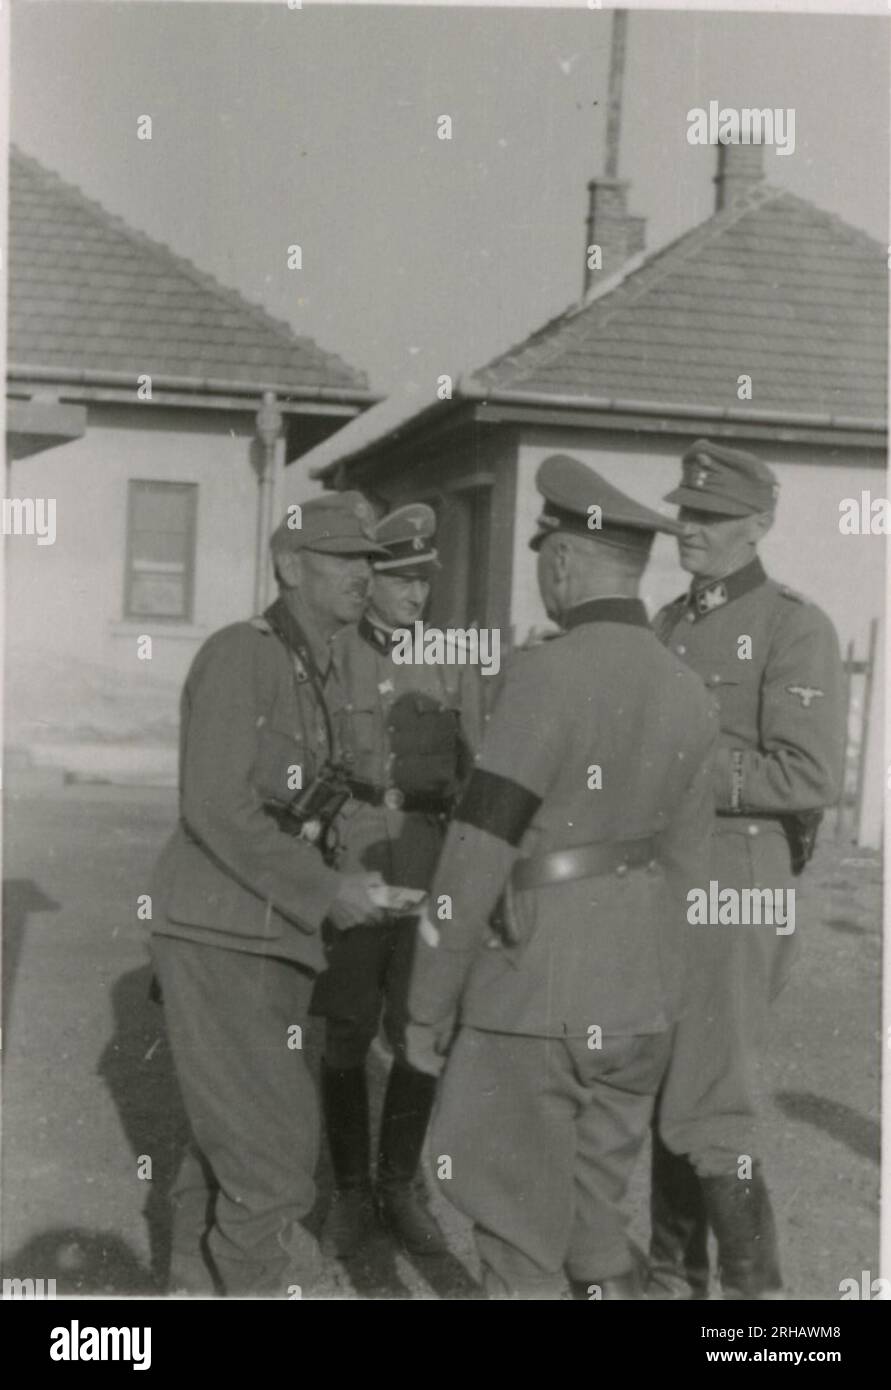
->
648 439 844 1301
148 489 392 1296
311 501 483 1259
404 454 718 1299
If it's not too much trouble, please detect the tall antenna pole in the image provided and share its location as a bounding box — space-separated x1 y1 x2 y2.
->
604 9 627 180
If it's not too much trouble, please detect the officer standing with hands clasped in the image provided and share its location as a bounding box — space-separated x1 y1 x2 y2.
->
312 503 482 1259
405 455 719 1299
149 492 390 1297
648 440 844 1301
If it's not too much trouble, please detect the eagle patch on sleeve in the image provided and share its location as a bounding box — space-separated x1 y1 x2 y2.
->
786 684 824 708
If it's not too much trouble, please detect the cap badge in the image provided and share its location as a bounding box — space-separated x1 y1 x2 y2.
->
694 467 709 489
412 536 424 551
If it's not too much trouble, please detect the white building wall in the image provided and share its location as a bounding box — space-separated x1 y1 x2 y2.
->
512 426 887 844
5 403 259 746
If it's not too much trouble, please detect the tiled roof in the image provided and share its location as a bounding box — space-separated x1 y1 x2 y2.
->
7 146 369 395
468 183 887 422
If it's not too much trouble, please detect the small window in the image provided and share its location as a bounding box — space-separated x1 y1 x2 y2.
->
124 481 197 621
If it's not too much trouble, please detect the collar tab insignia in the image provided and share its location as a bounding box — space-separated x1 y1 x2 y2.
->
695 581 728 615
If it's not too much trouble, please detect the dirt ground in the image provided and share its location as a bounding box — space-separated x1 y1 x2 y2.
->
1 781 881 1300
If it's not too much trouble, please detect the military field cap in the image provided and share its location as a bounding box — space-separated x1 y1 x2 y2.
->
270 490 388 557
372 502 440 576
664 439 779 517
529 454 684 554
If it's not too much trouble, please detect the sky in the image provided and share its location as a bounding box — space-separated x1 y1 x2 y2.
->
9 2 891 396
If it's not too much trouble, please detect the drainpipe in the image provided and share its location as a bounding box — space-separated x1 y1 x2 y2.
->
254 390 283 612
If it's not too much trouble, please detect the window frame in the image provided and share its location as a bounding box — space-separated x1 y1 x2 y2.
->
123 479 198 624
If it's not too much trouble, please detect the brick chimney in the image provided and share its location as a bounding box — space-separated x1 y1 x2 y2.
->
583 177 647 293
713 141 766 211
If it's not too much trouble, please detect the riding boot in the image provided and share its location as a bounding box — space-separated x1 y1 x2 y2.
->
376 1062 446 1255
320 1062 376 1258
701 1163 783 1299
647 1131 710 1299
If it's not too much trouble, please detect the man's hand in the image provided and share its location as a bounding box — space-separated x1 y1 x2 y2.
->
403 1020 452 1077
328 871 387 931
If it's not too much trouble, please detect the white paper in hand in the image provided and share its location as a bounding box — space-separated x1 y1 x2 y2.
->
368 884 428 915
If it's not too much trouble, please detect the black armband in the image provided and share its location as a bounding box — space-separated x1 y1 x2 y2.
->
455 768 541 847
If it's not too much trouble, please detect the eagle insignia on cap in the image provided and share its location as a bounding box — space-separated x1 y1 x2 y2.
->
694 464 710 489
412 536 424 550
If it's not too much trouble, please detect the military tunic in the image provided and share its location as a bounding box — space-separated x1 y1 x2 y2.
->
407 598 719 1292
310 615 482 1058
149 595 348 1294
653 557 844 1173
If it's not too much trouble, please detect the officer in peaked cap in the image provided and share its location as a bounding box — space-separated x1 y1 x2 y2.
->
648 439 844 1301
268 488 382 554
403 454 719 1299
372 501 441 574
664 438 780 518
147 489 391 1296
311 501 483 1259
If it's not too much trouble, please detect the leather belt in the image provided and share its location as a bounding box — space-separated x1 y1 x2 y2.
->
345 778 452 815
511 835 661 890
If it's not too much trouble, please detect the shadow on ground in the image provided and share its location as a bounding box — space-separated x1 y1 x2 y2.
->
0 1228 153 1296
773 1090 880 1165
96 964 191 1290
1 878 61 1024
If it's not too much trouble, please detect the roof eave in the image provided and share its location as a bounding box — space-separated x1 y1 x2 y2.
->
459 381 887 443
312 376 887 482
7 363 380 411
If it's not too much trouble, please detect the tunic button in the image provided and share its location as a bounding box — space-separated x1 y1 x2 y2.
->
615 863 628 877
686 611 696 623
676 644 686 656
747 824 759 837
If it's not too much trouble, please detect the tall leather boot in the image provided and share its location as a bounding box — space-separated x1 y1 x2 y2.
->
701 1163 783 1299
647 1132 710 1299
320 1062 376 1258
376 1062 447 1256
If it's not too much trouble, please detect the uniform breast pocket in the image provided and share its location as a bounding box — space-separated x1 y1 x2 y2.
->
252 723 312 804
340 704 380 760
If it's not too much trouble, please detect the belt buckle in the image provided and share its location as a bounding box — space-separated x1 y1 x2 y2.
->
383 787 404 811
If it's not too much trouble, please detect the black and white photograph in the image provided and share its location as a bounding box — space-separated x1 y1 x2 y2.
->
1 0 888 1332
